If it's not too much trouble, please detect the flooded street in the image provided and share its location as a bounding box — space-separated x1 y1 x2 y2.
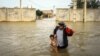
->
0 18 100 56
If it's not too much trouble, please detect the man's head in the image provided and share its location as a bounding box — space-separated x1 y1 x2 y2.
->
58 22 65 30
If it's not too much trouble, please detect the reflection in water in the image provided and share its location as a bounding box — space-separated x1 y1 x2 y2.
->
0 19 100 56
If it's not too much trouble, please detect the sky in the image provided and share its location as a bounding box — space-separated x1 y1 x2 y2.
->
0 0 72 10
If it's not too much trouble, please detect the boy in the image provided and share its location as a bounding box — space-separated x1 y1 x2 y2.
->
50 34 58 52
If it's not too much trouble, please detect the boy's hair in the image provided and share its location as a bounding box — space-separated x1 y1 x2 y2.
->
50 34 54 38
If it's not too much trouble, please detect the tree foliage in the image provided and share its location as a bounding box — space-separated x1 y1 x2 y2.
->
87 0 100 8
36 10 43 16
71 0 100 9
77 0 84 8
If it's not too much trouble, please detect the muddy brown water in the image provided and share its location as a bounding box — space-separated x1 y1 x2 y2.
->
0 19 100 56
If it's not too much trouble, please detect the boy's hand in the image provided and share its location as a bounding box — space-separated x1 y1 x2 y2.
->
54 34 57 38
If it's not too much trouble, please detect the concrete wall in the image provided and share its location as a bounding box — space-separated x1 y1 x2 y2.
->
0 8 7 21
86 9 100 21
56 8 70 21
0 8 36 21
56 8 100 22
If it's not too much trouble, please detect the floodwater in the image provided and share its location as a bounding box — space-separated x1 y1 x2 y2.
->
0 19 100 56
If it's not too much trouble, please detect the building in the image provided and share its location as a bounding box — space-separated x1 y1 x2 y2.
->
42 10 54 18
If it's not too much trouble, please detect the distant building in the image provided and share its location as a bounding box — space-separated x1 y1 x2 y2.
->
42 10 54 18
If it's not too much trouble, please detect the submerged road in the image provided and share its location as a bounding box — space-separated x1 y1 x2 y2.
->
0 18 100 56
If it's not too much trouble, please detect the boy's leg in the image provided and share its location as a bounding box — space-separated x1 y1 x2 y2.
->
54 46 58 52
50 45 54 52
51 45 58 52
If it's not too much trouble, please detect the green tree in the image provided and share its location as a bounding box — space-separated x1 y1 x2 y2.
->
77 0 84 8
71 0 100 9
90 0 99 8
36 10 43 19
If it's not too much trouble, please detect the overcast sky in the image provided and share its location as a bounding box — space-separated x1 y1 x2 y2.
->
0 0 72 10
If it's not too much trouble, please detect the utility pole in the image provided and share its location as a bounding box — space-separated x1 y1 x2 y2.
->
20 0 22 21
20 0 22 8
73 0 77 22
83 0 87 22
53 5 55 16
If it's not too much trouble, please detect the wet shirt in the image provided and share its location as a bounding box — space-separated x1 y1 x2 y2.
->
56 29 64 47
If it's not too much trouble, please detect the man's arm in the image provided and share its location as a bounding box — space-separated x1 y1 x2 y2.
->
66 27 74 36
53 26 59 34
53 26 59 38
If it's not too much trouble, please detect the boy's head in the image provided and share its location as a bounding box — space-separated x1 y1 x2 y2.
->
50 34 54 40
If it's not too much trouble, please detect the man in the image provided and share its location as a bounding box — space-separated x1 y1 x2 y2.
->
53 22 73 49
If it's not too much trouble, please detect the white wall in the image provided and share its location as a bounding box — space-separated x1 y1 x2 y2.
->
0 8 36 21
56 8 100 22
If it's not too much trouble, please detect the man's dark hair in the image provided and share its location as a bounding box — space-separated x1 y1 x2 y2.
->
58 22 65 27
